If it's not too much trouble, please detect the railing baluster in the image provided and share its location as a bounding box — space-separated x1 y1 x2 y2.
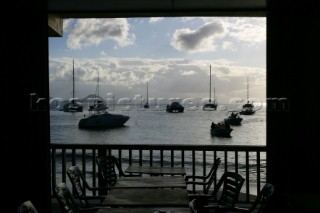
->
245 151 250 202
62 148 66 183
257 151 261 196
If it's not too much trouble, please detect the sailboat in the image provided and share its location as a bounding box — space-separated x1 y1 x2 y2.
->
78 71 130 128
203 65 218 110
143 82 149 108
240 76 255 115
88 71 108 112
63 59 83 112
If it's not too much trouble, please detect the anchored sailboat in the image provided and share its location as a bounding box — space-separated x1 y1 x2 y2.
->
143 82 149 108
240 76 256 115
63 59 83 112
88 71 108 113
203 65 217 110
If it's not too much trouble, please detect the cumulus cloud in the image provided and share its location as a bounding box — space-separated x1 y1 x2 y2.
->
149 17 164 23
49 57 265 102
170 21 225 53
228 18 266 45
66 18 135 50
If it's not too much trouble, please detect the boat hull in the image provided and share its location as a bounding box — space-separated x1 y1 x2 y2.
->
203 103 217 111
78 112 130 128
210 127 233 137
166 102 184 113
224 117 243 125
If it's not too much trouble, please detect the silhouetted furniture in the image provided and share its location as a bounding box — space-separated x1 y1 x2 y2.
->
96 155 139 186
100 188 189 207
189 171 245 210
186 158 221 194
55 182 189 213
189 199 200 213
224 183 274 213
96 155 186 188
54 182 107 213
198 183 274 213
18 200 39 213
67 165 108 207
96 207 191 213
125 165 186 176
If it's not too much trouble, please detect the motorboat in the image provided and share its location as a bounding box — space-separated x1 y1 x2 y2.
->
78 111 130 128
210 122 233 137
166 100 184 113
224 111 243 125
78 70 129 128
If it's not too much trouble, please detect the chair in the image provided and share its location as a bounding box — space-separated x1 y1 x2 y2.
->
189 199 200 213
224 183 275 213
67 165 108 207
54 182 109 213
185 158 221 195
95 155 139 187
189 171 245 212
18 200 39 213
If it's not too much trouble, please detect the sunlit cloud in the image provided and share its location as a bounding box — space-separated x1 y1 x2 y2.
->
149 17 164 23
66 18 135 50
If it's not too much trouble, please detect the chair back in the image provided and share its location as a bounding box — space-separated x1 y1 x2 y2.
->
96 156 124 187
204 158 221 194
19 200 39 213
189 199 200 213
54 182 79 213
248 183 274 213
213 171 245 207
67 165 91 207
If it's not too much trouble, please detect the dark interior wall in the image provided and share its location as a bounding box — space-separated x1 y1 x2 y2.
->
267 0 320 194
2 0 320 212
2 4 50 213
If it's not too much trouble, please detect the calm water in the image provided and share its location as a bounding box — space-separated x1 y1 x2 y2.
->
51 105 266 193
50 104 266 146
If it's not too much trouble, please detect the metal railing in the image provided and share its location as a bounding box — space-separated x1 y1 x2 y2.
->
50 143 266 203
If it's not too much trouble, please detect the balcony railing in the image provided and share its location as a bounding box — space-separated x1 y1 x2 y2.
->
50 144 266 203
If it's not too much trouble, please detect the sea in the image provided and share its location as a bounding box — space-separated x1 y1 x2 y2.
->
50 103 266 194
50 104 266 146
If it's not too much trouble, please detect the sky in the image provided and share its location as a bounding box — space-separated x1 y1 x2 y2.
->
49 17 266 105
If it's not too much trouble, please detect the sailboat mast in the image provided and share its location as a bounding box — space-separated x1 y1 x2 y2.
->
72 59 75 101
209 65 211 102
146 82 149 104
247 76 249 101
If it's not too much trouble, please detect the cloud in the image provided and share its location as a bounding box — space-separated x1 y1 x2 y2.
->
228 18 266 45
49 57 265 102
170 21 225 53
66 18 135 50
149 17 164 23
222 41 236 51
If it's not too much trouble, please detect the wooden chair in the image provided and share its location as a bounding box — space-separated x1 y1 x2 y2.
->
189 199 200 213
185 158 221 195
18 200 39 213
95 155 139 187
189 171 245 212
224 183 274 213
67 165 108 207
54 182 110 213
